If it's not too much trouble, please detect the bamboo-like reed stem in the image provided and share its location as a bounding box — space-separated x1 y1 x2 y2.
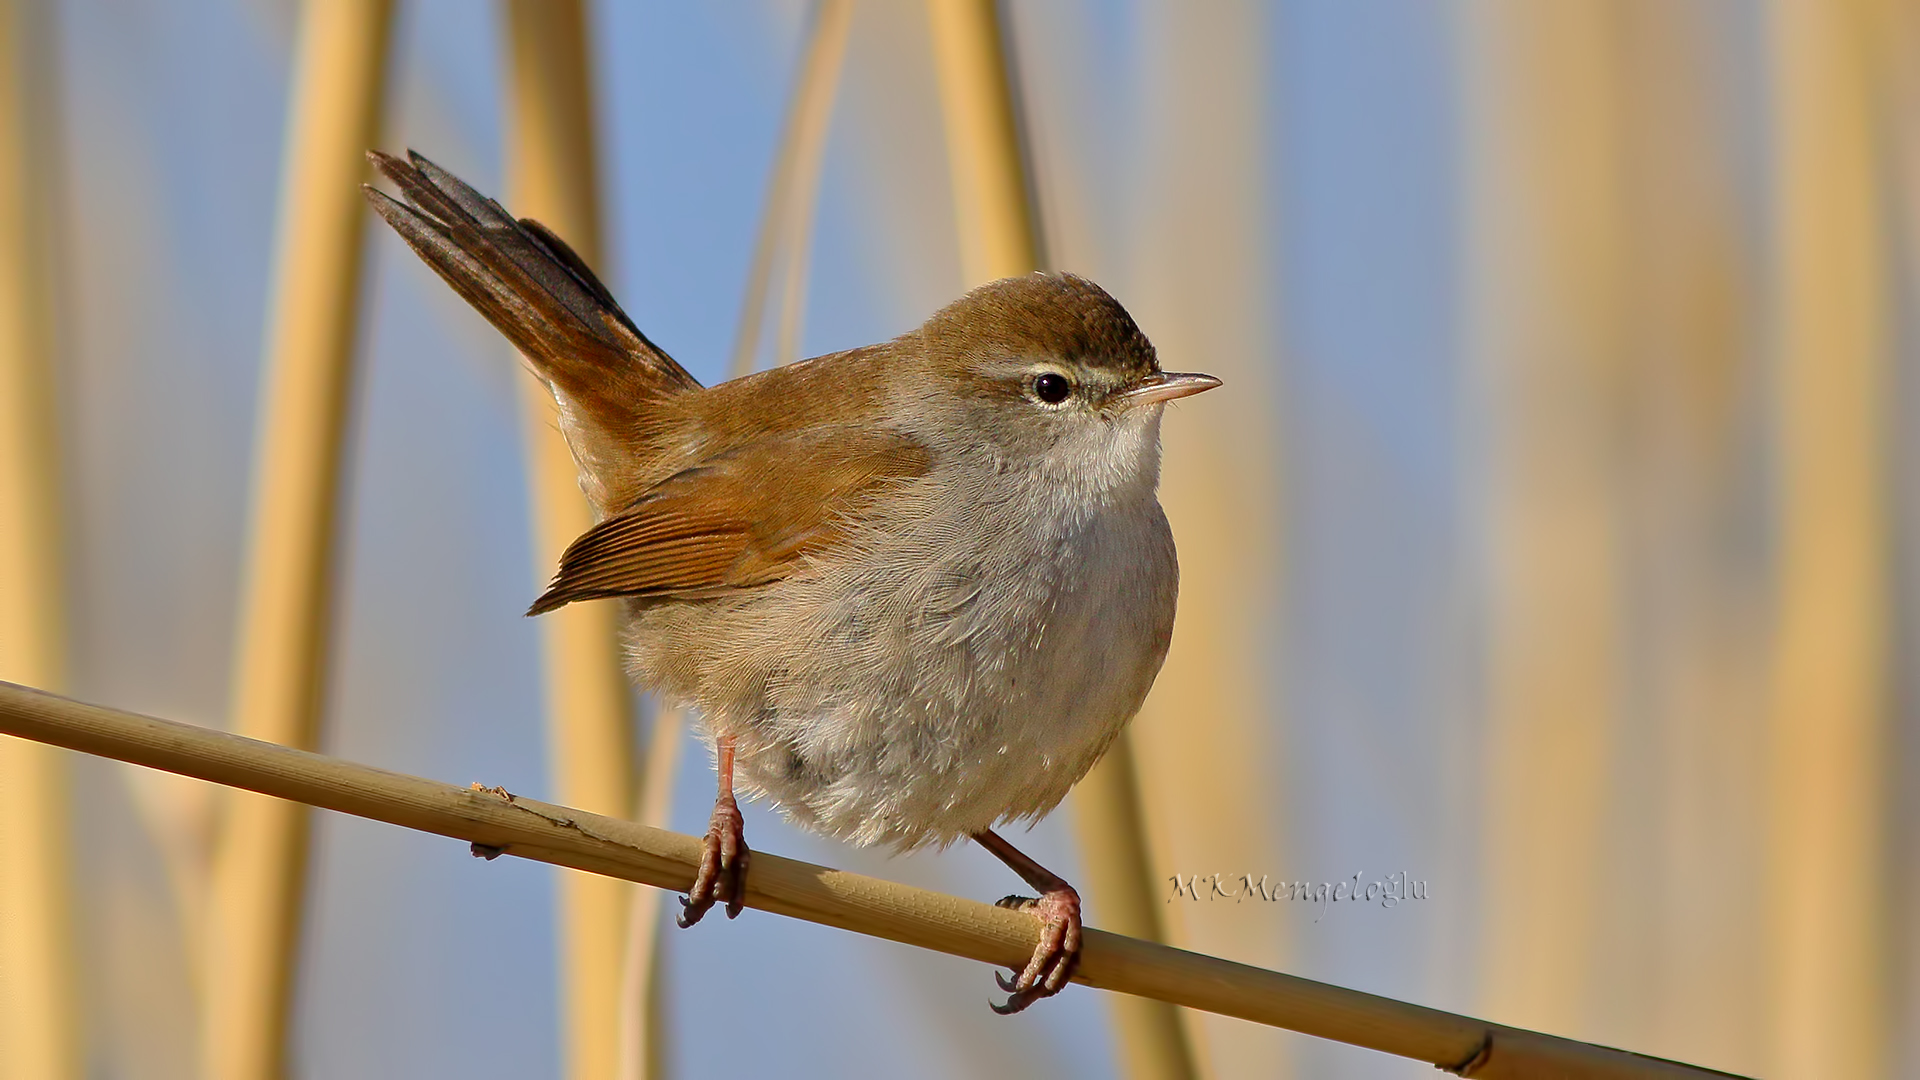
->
499 5 640 1079
0 680 1753 1080
927 0 1037 284
1762 1 1892 1075
0 0 78 1076
927 4 1195 1077
204 2 395 1077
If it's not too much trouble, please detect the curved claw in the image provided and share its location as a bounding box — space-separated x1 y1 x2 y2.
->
677 890 712 930
677 795 749 929
990 992 1034 1016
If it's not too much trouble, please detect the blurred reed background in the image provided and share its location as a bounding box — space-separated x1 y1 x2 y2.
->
0 1 1914 1078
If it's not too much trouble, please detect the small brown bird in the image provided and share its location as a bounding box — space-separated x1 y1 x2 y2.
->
364 150 1217 1012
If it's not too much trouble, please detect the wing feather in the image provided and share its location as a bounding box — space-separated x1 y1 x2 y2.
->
527 426 931 614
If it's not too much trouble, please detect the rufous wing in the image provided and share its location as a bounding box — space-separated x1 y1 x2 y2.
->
527 425 932 614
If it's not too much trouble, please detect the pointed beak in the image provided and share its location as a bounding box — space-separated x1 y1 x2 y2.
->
1114 371 1222 409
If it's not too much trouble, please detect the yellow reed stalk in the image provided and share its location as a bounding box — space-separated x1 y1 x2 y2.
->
0 1 78 1076
204 3 395 1078
614 704 683 1080
1069 738 1198 1080
928 4 1196 1077
731 0 853 375
1121 2 1285 1073
1460 1 1630 1038
1762 1 1892 1075
498 5 639 1079
0 680 1757 1080
926 0 1037 283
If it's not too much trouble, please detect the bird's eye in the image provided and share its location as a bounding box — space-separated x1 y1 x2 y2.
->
1032 372 1072 403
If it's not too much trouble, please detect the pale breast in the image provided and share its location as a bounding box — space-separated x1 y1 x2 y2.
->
624 465 1179 851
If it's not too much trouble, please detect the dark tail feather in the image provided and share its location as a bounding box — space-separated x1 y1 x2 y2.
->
363 149 701 416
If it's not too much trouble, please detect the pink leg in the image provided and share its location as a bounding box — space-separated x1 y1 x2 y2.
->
973 828 1082 1014
678 734 750 927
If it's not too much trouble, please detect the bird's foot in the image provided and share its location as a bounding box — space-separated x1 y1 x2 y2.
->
678 795 749 928
990 884 1082 1014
